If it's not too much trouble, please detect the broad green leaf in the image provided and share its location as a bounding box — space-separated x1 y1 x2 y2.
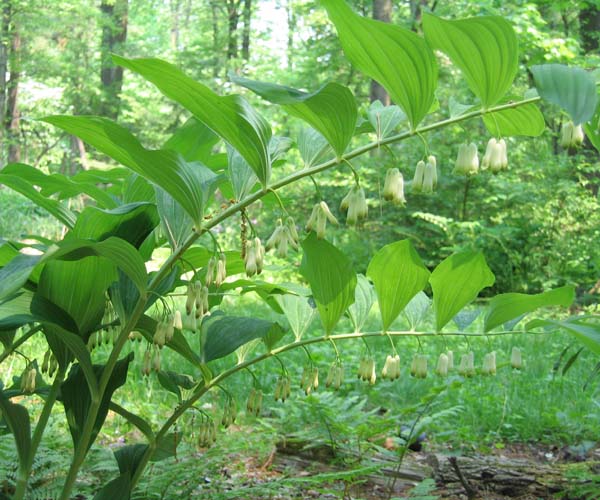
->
527 318 600 355
297 127 332 168
322 0 437 129
347 274 376 333
0 292 78 334
59 353 133 451
122 174 155 204
155 187 193 251
448 97 475 118
43 115 218 227
423 14 518 107
38 257 116 337
157 370 195 401
485 286 575 332
531 64 598 125
114 56 272 185
114 443 147 477
403 291 431 330
0 172 76 227
367 101 406 140
269 136 293 165
483 101 545 137
182 247 245 277
274 294 316 341
200 313 285 362
151 432 183 462
227 145 258 201
429 251 495 332
300 233 356 335
232 76 357 158
0 391 30 467
453 309 481 330
73 202 159 249
1 163 117 209
0 237 147 302
367 240 430 332
163 117 219 163
93 473 131 500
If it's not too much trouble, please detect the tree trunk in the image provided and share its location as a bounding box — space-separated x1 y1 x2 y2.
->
0 0 10 159
99 0 128 120
370 0 392 105
226 0 241 60
409 0 430 32
241 0 252 60
6 12 20 163
579 4 600 53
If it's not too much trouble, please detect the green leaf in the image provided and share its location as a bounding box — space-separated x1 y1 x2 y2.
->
531 64 598 125
0 292 77 334
1 163 117 209
403 291 431 330
232 76 357 158
200 313 285 362
114 443 147 477
300 233 356 335
163 117 220 163
367 240 430 332
43 115 218 227
423 14 518 106
429 251 495 332
485 286 575 332
114 56 272 185
483 101 545 137
367 101 406 140
151 432 182 462
527 318 600 355
322 0 437 129
227 145 258 201
0 391 30 467
73 202 159 249
0 172 76 228
155 187 193 251
59 353 133 451
274 294 316 341
93 473 131 500
347 274 376 333
156 370 195 401
297 127 333 168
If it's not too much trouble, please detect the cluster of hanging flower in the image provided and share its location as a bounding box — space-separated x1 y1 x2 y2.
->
381 354 401 380
358 357 377 384
20 365 37 393
412 155 438 193
306 201 338 238
410 354 428 379
205 254 227 287
482 138 508 173
41 349 58 377
198 419 217 448
244 237 265 277
560 121 585 149
246 388 263 416
141 346 162 376
340 185 369 224
221 397 237 428
453 143 480 176
383 169 406 205
325 362 344 390
300 365 319 395
274 375 292 402
266 217 299 258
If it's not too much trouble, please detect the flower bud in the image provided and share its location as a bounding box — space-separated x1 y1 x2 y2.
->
41 350 51 374
152 348 161 372
446 351 454 371
153 322 167 348
244 241 257 277
436 353 449 377
142 349 152 376
21 365 36 393
185 283 195 316
48 355 58 377
286 217 300 246
306 202 338 239
511 347 522 370
215 253 227 287
205 256 217 287
266 219 285 252
254 237 264 274
383 168 406 205
482 351 497 376
165 316 175 342
422 158 437 194
173 310 183 330
415 355 428 379
458 352 475 377
453 143 479 176
412 160 426 192
482 138 508 173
